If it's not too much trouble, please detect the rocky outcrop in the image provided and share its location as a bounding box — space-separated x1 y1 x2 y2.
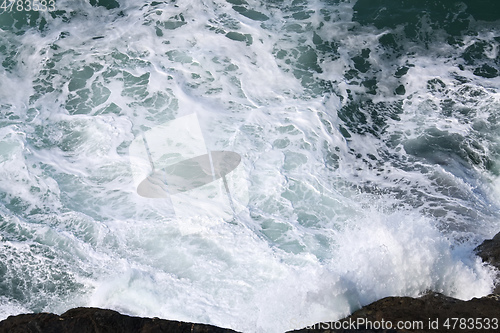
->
0 307 238 333
475 232 500 294
3 293 499 333
290 293 500 332
1 233 499 333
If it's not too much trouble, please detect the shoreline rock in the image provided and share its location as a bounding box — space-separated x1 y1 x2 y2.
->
290 293 500 332
1 232 499 333
0 307 239 333
475 232 500 294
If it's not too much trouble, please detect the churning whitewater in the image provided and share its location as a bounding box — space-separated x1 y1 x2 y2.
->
1 0 499 332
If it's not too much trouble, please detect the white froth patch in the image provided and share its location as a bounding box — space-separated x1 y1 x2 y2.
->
0 297 29 322
76 209 497 333
491 176 500 208
331 210 496 303
84 216 290 331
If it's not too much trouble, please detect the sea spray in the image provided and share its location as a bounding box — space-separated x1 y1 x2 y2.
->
1 1 500 332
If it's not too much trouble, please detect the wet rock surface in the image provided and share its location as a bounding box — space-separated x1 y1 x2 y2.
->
0 307 238 333
475 232 500 294
290 293 500 332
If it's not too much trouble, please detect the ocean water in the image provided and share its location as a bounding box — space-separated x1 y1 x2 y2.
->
0 0 499 332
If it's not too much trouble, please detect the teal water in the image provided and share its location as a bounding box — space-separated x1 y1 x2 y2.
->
1 1 499 332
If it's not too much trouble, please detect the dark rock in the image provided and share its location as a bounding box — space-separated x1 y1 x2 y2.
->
0 307 239 333
289 293 500 333
475 232 500 268
475 232 500 294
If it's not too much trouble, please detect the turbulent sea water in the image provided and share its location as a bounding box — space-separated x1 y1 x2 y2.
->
1 0 500 332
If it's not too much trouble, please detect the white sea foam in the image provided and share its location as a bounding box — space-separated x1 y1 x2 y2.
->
0 297 28 322
1 0 500 332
